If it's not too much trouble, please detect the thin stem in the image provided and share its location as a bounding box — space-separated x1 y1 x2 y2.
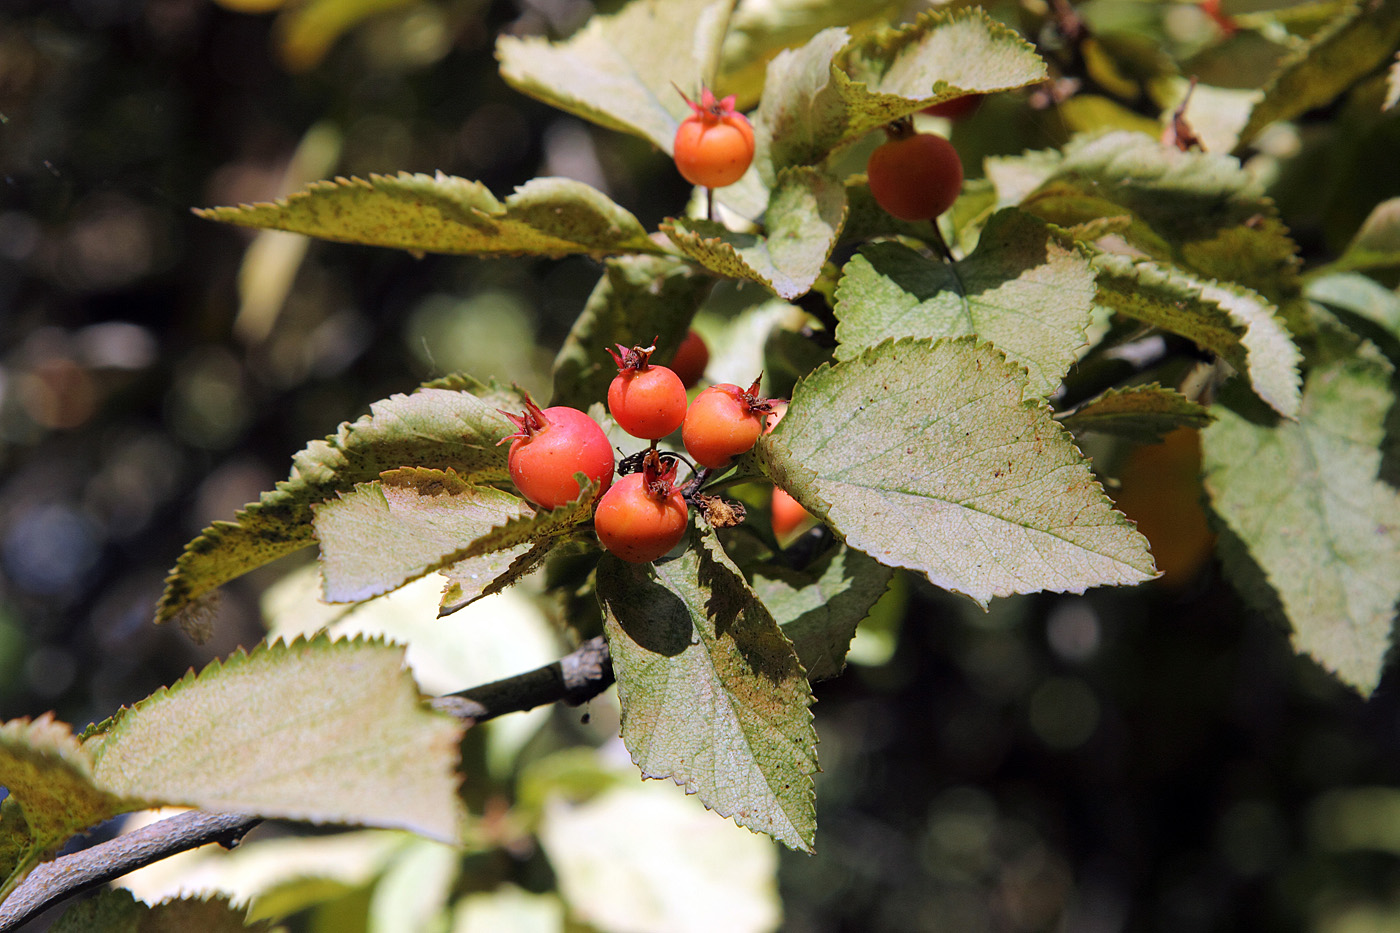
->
0 637 616 932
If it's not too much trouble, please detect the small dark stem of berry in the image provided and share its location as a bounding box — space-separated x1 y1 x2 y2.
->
706 186 716 222
928 220 955 263
681 467 712 500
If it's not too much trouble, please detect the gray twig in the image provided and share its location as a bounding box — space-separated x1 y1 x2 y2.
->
0 636 614 931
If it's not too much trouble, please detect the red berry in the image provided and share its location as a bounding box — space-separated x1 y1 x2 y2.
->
594 452 688 563
606 344 687 440
682 378 770 469
866 121 963 222
673 86 755 189
922 95 982 120
500 395 614 509
669 329 709 388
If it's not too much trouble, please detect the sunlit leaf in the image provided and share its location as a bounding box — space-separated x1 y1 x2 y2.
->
1060 384 1214 442
313 468 533 604
834 209 1096 398
1235 0 1400 149
754 337 1158 605
496 0 738 151
664 167 847 299
156 380 521 627
1306 272 1400 342
1017 131 1305 325
596 530 818 851
196 174 663 258
1092 253 1302 418
1202 350 1400 695
83 636 465 841
1317 197 1400 276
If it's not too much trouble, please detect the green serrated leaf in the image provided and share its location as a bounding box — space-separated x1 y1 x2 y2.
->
49 888 274 933
596 529 818 852
755 337 1158 606
313 468 534 604
834 209 1096 398
721 0 897 102
1315 197 1400 276
1060 384 1214 442
156 383 521 626
83 636 465 841
1092 252 1302 418
1307 272 1400 343
439 535 562 616
1202 353 1400 695
1235 0 1400 149
196 173 663 258
749 545 894 682
0 715 131 902
496 0 737 152
1018 131 1305 325
550 255 715 411
665 167 846 299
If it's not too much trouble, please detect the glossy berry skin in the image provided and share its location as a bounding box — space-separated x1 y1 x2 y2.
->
594 457 688 563
607 344 687 440
682 381 769 468
674 87 755 189
922 95 982 120
501 399 614 509
866 124 964 221
669 329 709 388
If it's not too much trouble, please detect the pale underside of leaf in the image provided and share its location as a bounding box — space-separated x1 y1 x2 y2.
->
596 532 818 852
313 468 533 604
1202 356 1400 695
833 208 1095 398
664 167 847 299
84 636 465 842
1091 253 1302 418
196 173 662 258
156 383 520 626
756 337 1157 605
496 0 738 152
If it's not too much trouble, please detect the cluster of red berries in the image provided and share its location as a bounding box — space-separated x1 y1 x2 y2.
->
500 334 790 564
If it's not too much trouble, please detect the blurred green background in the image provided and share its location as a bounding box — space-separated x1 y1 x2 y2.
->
4 0 1400 930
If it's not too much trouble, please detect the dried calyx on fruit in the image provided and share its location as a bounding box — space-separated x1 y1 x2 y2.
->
499 393 615 509
607 342 688 441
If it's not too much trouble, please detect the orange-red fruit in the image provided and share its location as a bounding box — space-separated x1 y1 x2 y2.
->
922 95 983 120
609 364 687 440
670 329 710 388
866 130 964 221
771 487 812 540
682 382 767 468
504 404 614 509
594 472 688 563
674 87 755 189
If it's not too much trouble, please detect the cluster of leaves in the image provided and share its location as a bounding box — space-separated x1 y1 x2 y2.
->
4 0 1400 924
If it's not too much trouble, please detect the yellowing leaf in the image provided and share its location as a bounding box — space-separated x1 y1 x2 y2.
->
196 174 662 259
756 337 1158 605
84 636 465 842
157 379 521 628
